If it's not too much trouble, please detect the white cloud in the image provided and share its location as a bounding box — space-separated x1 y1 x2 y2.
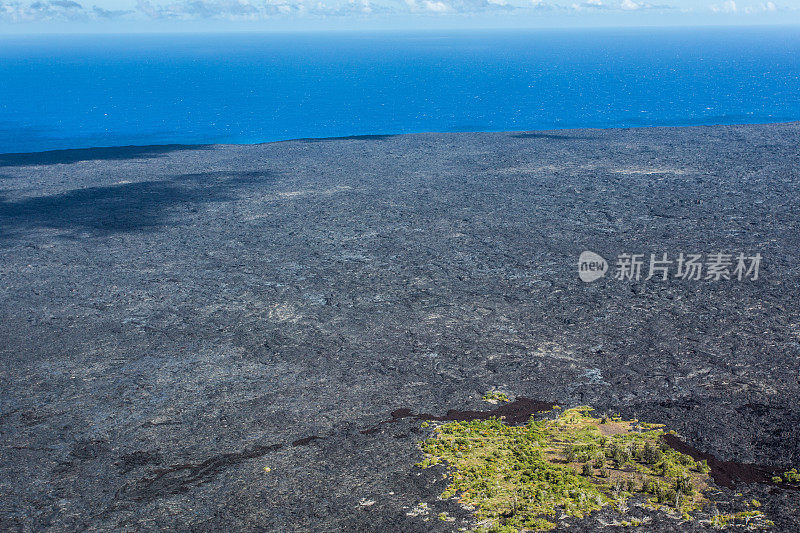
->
134 0 315 19
708 0 783 13
1 0 796 24
0 0 392 21
352 0 371 12
525 0 560 7
422 0 448 10
743 1 779 12
710 0 736 12
403 0 513 12
91 4 131 16
0 0 126 21
570 0 612 10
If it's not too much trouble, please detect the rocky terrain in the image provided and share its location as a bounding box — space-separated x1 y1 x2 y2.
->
1 123 799 531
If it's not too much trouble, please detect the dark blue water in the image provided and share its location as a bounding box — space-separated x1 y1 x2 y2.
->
1 28 799 153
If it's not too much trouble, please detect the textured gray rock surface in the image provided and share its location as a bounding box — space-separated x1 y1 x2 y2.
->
0 124 799 531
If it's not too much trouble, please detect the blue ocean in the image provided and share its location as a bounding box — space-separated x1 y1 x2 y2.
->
1 28 799 154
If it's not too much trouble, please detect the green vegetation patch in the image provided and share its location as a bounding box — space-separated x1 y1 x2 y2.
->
482 391 511 404
709 510 774 529
772 468 800 485
417 406 713 532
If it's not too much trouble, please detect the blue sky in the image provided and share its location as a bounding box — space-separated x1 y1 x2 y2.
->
1 0 800 32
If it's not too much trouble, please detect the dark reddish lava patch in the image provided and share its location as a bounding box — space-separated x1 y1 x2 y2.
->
360 397 555 435
663 433 793 490
362 398 798 493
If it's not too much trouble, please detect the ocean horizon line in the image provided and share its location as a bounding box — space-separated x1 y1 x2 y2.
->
3 24 800 37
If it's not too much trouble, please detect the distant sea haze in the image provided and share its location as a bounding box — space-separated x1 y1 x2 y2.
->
1 27 799 153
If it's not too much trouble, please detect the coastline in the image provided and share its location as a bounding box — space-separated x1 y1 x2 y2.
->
2 119 800 159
